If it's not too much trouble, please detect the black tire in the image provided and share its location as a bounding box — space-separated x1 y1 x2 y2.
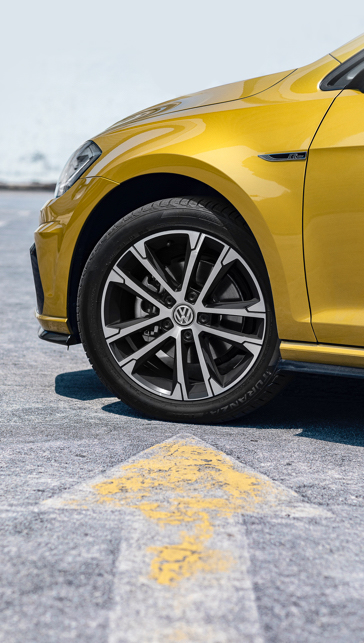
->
77 197 291 423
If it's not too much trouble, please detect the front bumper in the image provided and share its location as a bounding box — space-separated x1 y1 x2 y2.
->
32 176 117 337
30 242 74 340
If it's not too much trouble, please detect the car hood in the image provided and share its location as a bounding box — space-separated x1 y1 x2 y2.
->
105 68 294 131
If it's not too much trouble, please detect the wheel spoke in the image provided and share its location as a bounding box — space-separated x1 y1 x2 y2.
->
180 232 204 298
244 342 262 358
119 327 175 368
109 266 169 313
104 313 166 343
172 332 189 400
196 300 265 318
192 328 214 397
200 324 263 346
129 245 177 298
195 244 230 304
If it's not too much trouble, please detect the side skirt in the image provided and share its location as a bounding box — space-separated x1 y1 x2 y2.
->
278 359 364 379
279 340 364 379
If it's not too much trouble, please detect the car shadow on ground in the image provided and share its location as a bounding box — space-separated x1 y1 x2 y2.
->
55 369 364 447
55 368 147 419
56 369 114 401
233 373 364 447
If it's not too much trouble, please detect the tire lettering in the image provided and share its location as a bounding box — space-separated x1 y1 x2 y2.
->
209 369 273 415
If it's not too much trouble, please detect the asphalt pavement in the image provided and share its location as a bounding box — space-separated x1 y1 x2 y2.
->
0 191 364 643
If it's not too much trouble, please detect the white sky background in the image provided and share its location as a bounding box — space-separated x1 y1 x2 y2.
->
1 0 364 183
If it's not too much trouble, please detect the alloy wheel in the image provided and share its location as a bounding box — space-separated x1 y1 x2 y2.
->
101 230 266 401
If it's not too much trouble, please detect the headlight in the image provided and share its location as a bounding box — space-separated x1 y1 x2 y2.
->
55 140 102 198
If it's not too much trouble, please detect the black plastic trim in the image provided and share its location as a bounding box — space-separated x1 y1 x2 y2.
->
320 49 364 91
279 359 364 379
30 243 44 314
38 328 80 346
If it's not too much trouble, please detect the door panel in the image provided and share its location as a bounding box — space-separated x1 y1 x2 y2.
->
304 90 364 346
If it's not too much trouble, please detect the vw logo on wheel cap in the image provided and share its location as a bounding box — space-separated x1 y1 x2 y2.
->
173 304 194 326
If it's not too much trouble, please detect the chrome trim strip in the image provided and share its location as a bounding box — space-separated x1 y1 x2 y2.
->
258 152 307 162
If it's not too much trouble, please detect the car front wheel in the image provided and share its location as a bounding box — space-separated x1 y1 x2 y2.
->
77 197 289 423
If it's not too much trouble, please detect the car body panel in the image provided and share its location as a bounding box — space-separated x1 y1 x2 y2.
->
105 70 295 129
304 88 364 346
280 340 364 368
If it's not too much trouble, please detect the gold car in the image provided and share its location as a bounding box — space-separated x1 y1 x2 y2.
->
31 33 364 422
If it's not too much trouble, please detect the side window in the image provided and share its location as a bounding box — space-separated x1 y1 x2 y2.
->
321 50 364 91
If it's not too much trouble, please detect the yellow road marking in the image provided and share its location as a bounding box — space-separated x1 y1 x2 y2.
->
44 434 327 642
90 440 288 584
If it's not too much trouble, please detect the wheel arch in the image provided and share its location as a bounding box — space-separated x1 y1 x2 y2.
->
67 171 266 336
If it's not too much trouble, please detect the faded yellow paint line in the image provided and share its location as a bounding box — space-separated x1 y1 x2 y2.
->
45 436 324 585
43 434 328 643
90 441 285 585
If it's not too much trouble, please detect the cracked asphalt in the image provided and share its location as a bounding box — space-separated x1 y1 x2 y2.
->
0 191 364 643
